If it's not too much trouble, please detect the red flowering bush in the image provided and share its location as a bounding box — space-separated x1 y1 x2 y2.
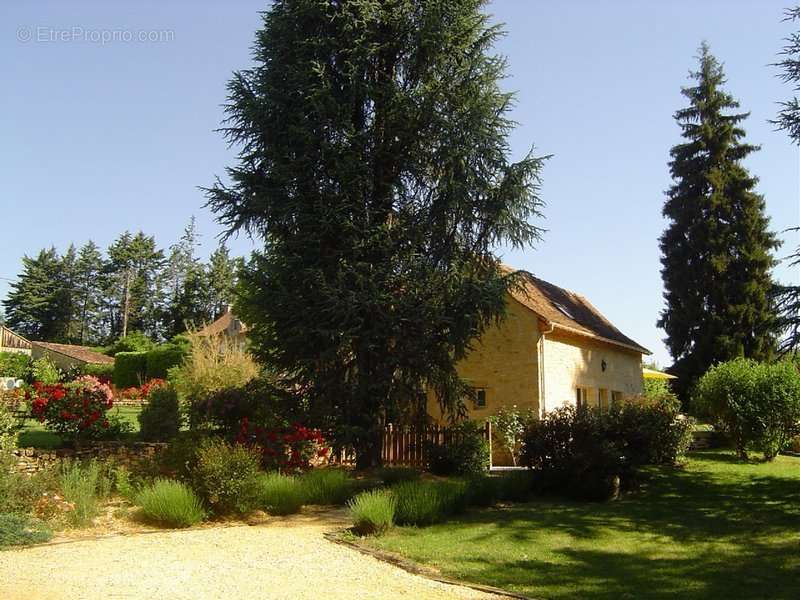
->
118 378 168 401
236 419 329 472
28 376 114 444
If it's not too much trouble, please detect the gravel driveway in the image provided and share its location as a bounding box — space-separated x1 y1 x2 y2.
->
0 508 498 600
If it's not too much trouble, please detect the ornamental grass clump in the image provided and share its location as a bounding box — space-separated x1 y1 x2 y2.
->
135 479 206 528
256 473 305 516
393 480 468 526
348 489 396 535
300 468 353 505
59 460 105 527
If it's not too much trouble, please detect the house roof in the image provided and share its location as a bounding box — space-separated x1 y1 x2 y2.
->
508 272 651 355
32 342 115 365
196 310 248 337
0 325 31 351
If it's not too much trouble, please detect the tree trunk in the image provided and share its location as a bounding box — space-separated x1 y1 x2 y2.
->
355 425 383 470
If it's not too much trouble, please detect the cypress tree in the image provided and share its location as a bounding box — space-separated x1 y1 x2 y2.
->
207 0 546 466
659 44 779 397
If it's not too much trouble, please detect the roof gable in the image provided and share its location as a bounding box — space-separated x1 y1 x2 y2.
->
508 272 650 355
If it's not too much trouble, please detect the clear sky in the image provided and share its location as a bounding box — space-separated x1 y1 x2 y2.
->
1 0 798 366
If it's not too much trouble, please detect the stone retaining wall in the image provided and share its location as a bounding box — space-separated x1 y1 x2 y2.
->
12 442 167 474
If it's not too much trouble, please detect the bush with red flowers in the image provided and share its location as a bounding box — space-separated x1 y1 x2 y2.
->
118 378 168 402
28 375 114 445
236 420 329 472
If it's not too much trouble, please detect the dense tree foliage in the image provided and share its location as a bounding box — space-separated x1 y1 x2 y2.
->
207 0 545 466
772 7 800 354
659 44 779 398
2 220 240 345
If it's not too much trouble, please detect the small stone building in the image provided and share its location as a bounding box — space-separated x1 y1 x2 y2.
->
31 342 114 371
427 273 650 422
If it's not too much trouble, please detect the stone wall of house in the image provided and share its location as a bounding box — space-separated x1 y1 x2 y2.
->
541 329 643 412
11 442 166 474
427 295 542 422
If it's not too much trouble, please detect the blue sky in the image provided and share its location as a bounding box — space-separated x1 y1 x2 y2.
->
1 0 797 366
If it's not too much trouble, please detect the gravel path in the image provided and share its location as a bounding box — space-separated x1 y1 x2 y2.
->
0 508 498 600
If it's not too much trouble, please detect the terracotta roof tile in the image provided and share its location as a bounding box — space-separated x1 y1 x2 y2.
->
32 342 115 365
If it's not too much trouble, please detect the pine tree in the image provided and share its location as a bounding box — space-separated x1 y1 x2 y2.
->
163 217 211 337
659 44 779 396
3 248 67 340
104 232 164 339
74 241 105 344
772 7 800 353
206 244 239 319
207 0 546 466
57 244 80 342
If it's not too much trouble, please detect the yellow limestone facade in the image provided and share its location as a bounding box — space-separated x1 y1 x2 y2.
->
427 294 646 422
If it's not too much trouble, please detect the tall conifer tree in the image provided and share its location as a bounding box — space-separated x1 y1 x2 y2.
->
659 44 779 396
207 0 545 466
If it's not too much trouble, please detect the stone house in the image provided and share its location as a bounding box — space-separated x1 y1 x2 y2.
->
31 342 114 371
427 273 650 422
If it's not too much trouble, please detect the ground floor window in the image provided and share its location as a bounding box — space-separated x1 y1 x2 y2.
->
474 388 487 408
598 388 609 411
575 387 588 408
611 390 623 405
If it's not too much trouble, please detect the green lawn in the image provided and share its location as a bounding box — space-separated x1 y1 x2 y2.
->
16 406 142 448
367 450 800 600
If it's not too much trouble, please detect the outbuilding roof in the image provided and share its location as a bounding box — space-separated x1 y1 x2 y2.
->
32 342 115 365
508 271 651 355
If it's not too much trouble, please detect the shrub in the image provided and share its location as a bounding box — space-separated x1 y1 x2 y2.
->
496 470 533 502
138 386 182 442
113 352 148 388
145 345 187 380
107 331 155 356
255 472 305 515
168 330 260 428
0 452 60 515
393 480 468 526
489 405 536 466
29 376 114 445
81 363 114 382
0 352 29 378
28 357 62 385
376 467 421 486
239 421 328 472
642 377 681 412
0 513 52 548
464 475 499 507
0 395 21 445
59 460 106 527
609 398 694 466
192 438 261 515
349 489 396 535
694 359 800 460
135 479 206 527
426 421 489 476
300 468 353 505
522 406 627 501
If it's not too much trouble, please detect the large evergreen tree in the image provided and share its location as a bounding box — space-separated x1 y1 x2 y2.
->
3 248 68 340
206 243 240 320
207 0 545 466
74 241 105 344
659 44 779 396
772 7 800 353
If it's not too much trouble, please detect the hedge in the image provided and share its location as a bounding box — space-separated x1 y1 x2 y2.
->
113 352 147 388
81 363 114 381
0 352 29 378
145 345 187 380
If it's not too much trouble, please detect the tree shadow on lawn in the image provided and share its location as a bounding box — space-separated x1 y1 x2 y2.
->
411 451 800 599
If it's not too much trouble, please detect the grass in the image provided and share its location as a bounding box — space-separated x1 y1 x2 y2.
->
256 473 305 515
59 460 106 527
366 450 800 600
135 479 206 528
17 406 142 448
300 468 354 505
349 489 396 535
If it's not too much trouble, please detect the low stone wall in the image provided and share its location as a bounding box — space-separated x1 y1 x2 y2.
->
113 397 148 408
12 442 167 474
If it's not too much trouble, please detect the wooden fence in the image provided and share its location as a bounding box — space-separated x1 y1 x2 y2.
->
334 421 492 468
